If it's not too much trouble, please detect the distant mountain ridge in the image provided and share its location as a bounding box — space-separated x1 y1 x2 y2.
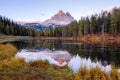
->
42 10 74 26
22 10 74 30
21 7 118 30
24 23 44 30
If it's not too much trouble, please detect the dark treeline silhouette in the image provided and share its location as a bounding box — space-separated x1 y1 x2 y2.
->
0 16 41 37
42 7 120 37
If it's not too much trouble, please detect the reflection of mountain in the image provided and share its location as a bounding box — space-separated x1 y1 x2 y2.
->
6 40 120 67
43 10 74 26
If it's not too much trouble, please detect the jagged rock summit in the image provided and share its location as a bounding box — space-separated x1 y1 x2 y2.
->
56 10 65 16
43 10 74 26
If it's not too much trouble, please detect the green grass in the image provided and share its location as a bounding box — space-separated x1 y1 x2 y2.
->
0 43 120 80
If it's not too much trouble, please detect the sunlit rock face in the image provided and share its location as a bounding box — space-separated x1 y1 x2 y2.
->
15 49 120 73
42 10 74 26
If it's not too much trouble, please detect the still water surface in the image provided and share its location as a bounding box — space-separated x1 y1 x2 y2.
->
3 40 120 67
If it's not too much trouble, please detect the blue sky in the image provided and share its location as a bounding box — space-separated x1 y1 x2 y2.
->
0 0 120 22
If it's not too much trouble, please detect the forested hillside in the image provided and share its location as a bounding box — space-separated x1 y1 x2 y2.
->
43 7 120 37
0 16 40 37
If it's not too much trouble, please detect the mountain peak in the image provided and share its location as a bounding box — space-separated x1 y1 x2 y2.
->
43 10 74 26
66 12 72 17
56 10 65 16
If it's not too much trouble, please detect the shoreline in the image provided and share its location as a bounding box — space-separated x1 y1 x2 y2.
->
39 34 120 45
0 34 120 45
0 35 33 43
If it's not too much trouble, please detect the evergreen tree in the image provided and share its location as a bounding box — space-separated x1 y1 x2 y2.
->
78 19 84 36
84 17 90 34
110 7 120 34
5 24 10 35
96 15 102 33
90 15 97 34
0 16 2 33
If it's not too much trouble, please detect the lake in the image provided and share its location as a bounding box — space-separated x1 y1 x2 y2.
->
3 39 120 72
3 40 120 72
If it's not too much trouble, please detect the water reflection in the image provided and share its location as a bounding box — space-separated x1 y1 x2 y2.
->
3 40 120 67
68 54 111 72
15 49 71 66
15 49 112 73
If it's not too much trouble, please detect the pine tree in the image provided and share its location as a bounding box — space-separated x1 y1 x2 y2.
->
0 16 2 33
5 24 10 35
84 17 90 34
78 18 84 36
110 7 120 34
73 20 78 37
90 15 97 34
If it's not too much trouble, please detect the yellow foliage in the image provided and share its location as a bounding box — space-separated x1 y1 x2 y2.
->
74 72 81 80
0 43 17 60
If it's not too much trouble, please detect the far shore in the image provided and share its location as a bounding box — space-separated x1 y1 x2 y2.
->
0 34 120 45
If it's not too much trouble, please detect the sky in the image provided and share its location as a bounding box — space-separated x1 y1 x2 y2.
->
0 0 120 22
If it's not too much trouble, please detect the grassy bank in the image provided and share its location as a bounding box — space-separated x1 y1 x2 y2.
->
0 43 120 80
76 34 120 45
0 34 120 45
39 34 120 45
0 43 17 60
0 35 33 43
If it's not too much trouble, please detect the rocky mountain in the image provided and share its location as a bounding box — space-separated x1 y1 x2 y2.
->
23 23 43 30
22 10 74 30
23 23 53 30
42 10 74 26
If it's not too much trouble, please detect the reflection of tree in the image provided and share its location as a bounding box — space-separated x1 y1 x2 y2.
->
109 45 120 66
4 40 120 67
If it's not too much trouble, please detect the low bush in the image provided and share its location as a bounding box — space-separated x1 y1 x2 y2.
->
0 43 17 60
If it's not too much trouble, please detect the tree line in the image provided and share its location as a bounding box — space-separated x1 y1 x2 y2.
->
0 16 41 37
42 7 120 37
